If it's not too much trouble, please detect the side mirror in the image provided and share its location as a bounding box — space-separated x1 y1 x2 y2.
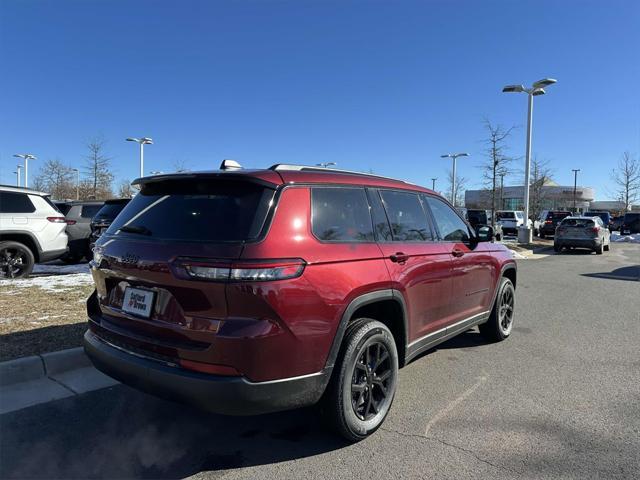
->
476 225 494 242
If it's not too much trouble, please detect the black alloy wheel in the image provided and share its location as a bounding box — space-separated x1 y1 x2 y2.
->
351 342 392 421
0 241 34 279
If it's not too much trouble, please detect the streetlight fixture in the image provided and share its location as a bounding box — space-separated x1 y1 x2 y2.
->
440 153 469 206
126 137 153 177
13 154 37 188
15 165 23 187
431 178 437 190
572 169 581 213
316 162 337 168
502 77 557 243
72 168 80 200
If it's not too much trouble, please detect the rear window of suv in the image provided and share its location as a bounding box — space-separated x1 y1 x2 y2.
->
106 180 275 242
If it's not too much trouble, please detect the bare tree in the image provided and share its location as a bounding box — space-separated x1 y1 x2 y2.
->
529 156 554 222
446 169 467 208
83 136 114 199
117 179 137 199
172 159 190 173
32 158 75 199
611 152 640 211
481 119 515 225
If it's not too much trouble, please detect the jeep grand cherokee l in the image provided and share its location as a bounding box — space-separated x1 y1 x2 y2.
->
84 164 517 441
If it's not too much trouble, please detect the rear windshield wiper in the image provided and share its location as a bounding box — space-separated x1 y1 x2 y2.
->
118 225 152 236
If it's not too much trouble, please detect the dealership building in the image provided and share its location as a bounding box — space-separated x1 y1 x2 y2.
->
465 180 596 213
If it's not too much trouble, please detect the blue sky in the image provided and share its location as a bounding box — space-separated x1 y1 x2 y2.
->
1 0 638 200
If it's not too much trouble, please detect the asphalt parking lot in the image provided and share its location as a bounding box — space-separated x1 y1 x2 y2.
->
1 243 639 480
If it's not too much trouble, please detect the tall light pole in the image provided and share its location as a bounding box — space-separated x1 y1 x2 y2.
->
503 78 557 243
126 137 153 177
499 172 506 210
440 153 469 206
316 162 336 168
72 168 80 200
572 169 580 213
13 154 37 188
15 165 22 187
431 178 437 190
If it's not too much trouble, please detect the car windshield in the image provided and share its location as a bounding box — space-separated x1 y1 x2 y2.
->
106 179 276 242
497 212 515 219
561 218 595 227
93 202 128 220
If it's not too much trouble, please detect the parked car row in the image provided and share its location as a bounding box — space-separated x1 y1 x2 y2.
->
0 184 131 278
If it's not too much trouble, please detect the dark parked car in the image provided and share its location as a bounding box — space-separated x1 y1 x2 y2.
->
55 201 104 262
584 211 611 230
539 211 571 238
84 164 517 441
621 212 640 235
88 199 130 250
609 215 624 232
554 216 611 254
465 209 503 241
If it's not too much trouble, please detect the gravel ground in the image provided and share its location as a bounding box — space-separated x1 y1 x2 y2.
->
0 262 93 361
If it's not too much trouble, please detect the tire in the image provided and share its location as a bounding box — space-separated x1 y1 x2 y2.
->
604 242 610 252
595 243 604 255
553 243 561 253
479 277 515 342
539 232 545 239
322 318 399 442
0 241 35 279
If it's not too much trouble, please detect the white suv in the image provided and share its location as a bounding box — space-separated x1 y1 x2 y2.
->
496 210 533 236
0 185 68 278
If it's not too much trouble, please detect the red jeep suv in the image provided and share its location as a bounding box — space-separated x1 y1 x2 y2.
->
84 164 517 441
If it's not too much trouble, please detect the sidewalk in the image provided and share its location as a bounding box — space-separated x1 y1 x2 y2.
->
0 347 118 415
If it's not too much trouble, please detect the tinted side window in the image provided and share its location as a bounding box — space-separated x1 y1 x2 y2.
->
81 205 102 218
366 189 392 241
379 190 432 241
0 192 36 213
425 196 470 242
311 187 374 242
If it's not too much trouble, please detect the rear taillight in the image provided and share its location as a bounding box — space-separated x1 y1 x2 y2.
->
173 258 306 282
65 219 77 225
47 216 67 223
545 220 552 224
590 226 600 234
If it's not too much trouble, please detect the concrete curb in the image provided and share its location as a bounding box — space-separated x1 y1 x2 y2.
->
0 347 119 415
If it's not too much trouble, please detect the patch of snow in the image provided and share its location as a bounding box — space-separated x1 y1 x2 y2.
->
32 262 90 275
0 273 94 292
611 233 640 244
511 250 527 259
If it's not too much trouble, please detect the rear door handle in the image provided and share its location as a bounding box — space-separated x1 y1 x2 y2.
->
452 248 465 258
390 252 409 264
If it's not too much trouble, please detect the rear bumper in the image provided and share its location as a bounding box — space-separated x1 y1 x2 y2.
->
84 330 330 415
39 247 68 263
555 238 600 249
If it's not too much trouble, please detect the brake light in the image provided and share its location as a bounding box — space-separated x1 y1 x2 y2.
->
47 216 67 223
590 226 600 233
545 220 552 224
65 219 77 225
174 258 306 282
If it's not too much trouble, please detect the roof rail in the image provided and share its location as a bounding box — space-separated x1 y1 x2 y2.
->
268 164 409 184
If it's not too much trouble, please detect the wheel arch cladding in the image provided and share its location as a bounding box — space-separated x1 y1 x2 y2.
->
325 290 408 370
